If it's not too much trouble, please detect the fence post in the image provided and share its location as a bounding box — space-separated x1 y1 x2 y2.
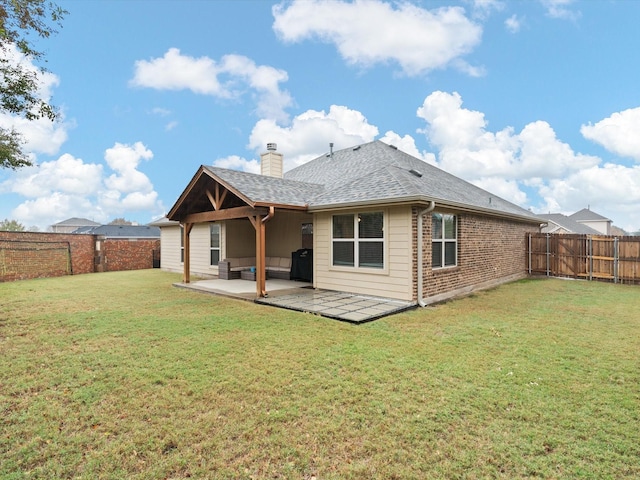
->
528 233 532 274
587 235 593 281
546 233 550 277
614 237 619 284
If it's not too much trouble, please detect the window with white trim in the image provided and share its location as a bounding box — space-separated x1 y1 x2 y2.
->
210 223 220 265
332 212 384 269
432 213 457 268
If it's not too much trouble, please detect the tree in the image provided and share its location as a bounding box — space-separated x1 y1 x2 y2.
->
0 218 25 231
0 0 66 169
108 218 134 225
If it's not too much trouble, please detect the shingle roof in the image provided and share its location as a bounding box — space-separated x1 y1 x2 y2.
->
204 166 323 207
285 141 539 222
537 213 600 234
169 140 541 224
52 217 100 227
569 208 611 222
73 225 161 238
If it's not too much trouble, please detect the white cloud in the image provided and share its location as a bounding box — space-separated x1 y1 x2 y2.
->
580 107 640 161
415 90 640 230
417 91 599 181
470 0 505 20
504 14 522 33
5 143 164 229
538 163 640 231
272 0 483 76
379 131 436 164
3 154 103 198
131 48 293 122
212 155 260 174
540 0 580 20
472 177 528 205
248 105 379 170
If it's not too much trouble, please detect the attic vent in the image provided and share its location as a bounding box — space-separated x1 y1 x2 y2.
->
409 169 423 178
267 143 277 151
353 145 361 151
388 144 398 150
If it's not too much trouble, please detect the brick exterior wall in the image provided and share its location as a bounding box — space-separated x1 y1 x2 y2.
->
0 231 95 281
0 232 160 282
412 208 539 303
96 238 160 272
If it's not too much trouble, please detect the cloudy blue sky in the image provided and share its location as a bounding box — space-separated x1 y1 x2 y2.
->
1 0 639 231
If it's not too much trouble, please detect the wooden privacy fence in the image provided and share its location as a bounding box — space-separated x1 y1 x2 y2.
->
527 233 640 284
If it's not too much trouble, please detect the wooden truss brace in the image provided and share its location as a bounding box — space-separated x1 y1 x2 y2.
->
206 183 228 211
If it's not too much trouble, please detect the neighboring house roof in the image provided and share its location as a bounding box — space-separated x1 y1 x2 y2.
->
569 208 611 222
72 225 161 238
149 216 179 227
169 140 541 224
52 217 100 227
537 213 600 234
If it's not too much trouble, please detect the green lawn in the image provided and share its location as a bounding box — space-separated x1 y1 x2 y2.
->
1 270 639 479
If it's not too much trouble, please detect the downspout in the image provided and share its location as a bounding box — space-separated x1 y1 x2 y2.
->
417 201 436 307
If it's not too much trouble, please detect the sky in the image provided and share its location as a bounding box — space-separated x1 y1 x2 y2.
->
1 0 640 232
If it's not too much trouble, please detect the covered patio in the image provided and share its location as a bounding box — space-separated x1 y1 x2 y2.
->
175 278 416 323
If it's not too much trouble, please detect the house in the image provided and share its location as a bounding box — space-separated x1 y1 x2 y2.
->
50 217 100 233
569 208 612 235
537 213 600 235
162 141 542 305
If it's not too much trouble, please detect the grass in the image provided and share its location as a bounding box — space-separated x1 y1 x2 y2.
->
1 270 639 479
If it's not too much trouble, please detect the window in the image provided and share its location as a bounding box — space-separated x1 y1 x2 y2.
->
210 223 220 265
332 212 384 269
432 213 457 268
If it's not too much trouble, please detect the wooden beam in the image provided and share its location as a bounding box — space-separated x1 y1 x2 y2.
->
254 207 274 298
254 215 265 297
205 184 229 211
183 222 193 284
182 206 268 224
205 189 216 209
216 183 227 210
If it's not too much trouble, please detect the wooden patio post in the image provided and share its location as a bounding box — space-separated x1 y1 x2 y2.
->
250 207 274 298
255 215 266 297
183 222 193 283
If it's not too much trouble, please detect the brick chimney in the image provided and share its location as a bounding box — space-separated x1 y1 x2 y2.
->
260 143 283 178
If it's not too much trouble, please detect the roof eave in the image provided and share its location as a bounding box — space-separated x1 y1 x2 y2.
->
308 195 542 224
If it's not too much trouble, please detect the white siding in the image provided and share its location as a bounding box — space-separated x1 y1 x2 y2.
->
189 223 219 277
159 225 182 273
314 206 413 301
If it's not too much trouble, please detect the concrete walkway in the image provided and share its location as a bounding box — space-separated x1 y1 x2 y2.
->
175 278 416 323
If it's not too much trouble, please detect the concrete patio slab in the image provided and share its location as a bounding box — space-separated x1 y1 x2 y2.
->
175 278 416 323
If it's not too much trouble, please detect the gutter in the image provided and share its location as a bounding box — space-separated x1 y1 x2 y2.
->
307 196 541 225
417 201 436 307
